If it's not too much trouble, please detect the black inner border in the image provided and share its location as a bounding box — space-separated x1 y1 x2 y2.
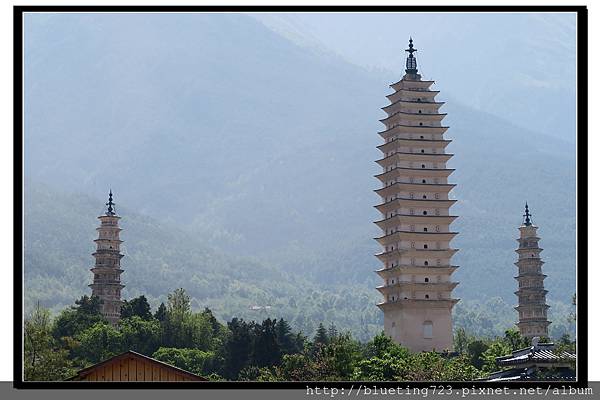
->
13 4 588 390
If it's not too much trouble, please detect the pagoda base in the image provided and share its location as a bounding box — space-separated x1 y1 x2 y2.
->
382 303 454 352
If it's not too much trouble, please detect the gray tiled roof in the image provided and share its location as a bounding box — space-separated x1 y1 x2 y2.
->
496 343 576 366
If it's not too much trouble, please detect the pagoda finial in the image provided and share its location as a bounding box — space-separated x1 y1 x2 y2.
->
523 202 532 226
405 37 418 74
106 190 116 216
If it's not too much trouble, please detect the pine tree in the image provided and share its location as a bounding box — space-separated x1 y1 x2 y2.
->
252 318 281 367
313 323 329 347
275 318 297 354
224 318 253 379
154 302 167 322
202 307 221 335
327 322 338 340
121 295 152 320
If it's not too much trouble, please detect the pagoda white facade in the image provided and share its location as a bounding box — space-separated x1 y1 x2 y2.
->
89 191 125 325
514 203 551 338
374 39 459 352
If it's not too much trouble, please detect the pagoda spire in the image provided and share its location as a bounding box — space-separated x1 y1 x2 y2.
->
106 190 116 216
405 37 418 74
523 202 532 226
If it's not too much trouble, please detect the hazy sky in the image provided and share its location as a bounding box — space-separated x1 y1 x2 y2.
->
254 12 577 142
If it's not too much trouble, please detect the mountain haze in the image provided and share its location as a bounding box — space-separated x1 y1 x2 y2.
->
254 12 577 143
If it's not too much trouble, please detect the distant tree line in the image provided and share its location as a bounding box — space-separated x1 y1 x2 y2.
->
23 289 576 381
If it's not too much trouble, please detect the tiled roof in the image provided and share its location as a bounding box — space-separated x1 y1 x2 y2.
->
496 343 576 366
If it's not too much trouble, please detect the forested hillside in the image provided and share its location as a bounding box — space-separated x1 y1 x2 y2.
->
23 13 577 340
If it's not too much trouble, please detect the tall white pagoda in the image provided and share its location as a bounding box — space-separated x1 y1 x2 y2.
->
374 38 459 352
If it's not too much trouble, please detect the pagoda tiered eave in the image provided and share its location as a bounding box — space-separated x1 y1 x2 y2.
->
375 247 459 261
377 281 458 293
514 259 545 266
390 79 435 91
375 231 458 245
90 267 124 273
377 298 459 310
516 247 544 253
374 214 458 227
375 265 459 276
93 238 124 244
374 197 457 212
378 125 449 139
380 111 447 124
88 282 125 288
386 89 439 103
382 100 444 114
375 182 456 197
377 138 452 153
374 166 454 181
98 215 121 220
515 289 549 296
375 152 453 166
516 319 552 326
514 304 550 311
514 273 547 279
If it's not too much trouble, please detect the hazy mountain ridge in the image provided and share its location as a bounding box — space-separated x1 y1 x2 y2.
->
251 12 576 142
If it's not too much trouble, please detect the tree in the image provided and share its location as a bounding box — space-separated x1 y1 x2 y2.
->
24 302 74 381
252 318 281 367
160 304 216 351
152 347 215 376
120 316 161 356
555 333 576 356
466 339 489 370
73 322 124 364
327 323 338 340
52 295 106 340
121 295 152 320
162 288 204 349
503 328 530 351
168 288 191 318
277 353 317 381
313 323 329 347
202 307 221 335
454 327 469 354
223 318 253 379
275 318 301 355
481 341 511 373
320 332 360 380
353 333 411 381
154 302 167 322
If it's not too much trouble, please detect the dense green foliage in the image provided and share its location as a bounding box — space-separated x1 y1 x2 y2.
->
24 289 576 382
24 303 75 381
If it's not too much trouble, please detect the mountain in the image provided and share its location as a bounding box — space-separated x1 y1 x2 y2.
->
23 13 576 339
253 12 577 143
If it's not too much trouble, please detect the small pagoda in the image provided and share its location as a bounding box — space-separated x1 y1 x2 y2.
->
89 191 125 325
374 38 459 352
514 203 551 338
